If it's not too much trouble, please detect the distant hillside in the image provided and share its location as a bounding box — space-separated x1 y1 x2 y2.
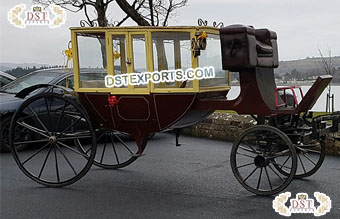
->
276 56 340 74
275 56 340 83
0 63 50 72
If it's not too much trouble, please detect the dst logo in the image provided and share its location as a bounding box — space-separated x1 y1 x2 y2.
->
273 192 331 217
8 4 66 28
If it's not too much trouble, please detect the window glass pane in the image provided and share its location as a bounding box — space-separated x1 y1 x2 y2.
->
132 34 147 73
77 32 107 88
132 34 147 88
198 33 228 87
0 76 11 86
112 35 127 74
2 72 59 93
152 32 192 88
57 76 74 89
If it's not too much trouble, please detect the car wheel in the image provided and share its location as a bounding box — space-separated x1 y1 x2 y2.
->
1 115 29 153
1 116 13 152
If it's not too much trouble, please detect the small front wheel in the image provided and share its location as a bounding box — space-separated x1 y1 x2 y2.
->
10 93 96 187
230 125 297 195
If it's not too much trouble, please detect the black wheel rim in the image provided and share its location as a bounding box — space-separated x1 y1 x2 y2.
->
231 125 297 196
76 130 147 169
273 119 326 178
10 93 96 187
274 141 325 178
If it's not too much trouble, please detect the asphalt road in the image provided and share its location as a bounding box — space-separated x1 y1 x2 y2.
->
1 133 340 219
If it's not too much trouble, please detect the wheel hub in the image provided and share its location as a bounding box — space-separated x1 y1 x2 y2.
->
254 155 268 168
49 136 57 144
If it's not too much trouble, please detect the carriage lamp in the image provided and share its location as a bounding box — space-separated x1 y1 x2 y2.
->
107 96 120 107
191 30 207 57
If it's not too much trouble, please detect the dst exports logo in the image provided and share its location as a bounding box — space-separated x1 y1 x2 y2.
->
8 4 66 28
273 192 331 217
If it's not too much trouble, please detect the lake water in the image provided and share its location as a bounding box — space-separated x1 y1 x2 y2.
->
226 85 340 112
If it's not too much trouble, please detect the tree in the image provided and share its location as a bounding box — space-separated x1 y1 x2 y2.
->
34 1 188 68
34 0 188 27
318 48 336 112
34 0 114 27
115 0 188 27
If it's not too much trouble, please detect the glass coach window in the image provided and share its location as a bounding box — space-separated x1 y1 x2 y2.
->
152 32 192 88
77 32 107 88
198 33 228 87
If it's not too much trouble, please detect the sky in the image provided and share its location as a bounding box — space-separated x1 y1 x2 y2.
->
1 0 340 66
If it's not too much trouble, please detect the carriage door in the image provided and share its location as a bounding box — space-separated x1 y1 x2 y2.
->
110 32 150 92
128 32 150 90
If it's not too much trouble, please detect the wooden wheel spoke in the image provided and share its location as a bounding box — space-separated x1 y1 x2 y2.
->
22 142 50 165
302 153 317 166
236 152 256 159
297 153 307 174
16 121 49 138
100 135 108 163
14 138 49 145
301 148 321 154
55 102 68 132
110 135 120 165
268 160 292 170
268 164 285 182
243 167 258 183
57 135 92 141
239 145 258 154
237 162 255 169
53 146 60 182
268 149 291 159
257 168 263 190
58 141 87 158
113 133 133 154
56 144 78 176
44 97 52 122
96 132 106 142
264 167 273 190
28 105 50 136
38 145 53 179
56 117 82 138
281 155 291 167
242 140 258 153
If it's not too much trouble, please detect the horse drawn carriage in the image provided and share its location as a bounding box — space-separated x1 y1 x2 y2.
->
9 24 340 195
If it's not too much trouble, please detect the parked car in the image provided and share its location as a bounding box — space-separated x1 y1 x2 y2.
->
0 68 75 152
0 68 153 154
0 71 16 87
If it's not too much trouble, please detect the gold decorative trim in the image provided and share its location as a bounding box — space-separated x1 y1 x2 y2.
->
314 192 332 216
8 4 25 28
272 192 291 216
49 4 66 28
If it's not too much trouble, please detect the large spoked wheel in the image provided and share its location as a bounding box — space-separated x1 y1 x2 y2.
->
231 125 297 196
76 129 147 169
10 93 96 187
275 119 326 178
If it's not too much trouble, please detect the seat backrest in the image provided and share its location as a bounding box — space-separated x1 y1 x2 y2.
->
220 24 279 72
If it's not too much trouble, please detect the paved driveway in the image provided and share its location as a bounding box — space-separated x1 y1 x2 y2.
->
1 133 339 219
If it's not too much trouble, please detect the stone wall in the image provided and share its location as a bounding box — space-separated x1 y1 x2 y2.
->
182 112 340 156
